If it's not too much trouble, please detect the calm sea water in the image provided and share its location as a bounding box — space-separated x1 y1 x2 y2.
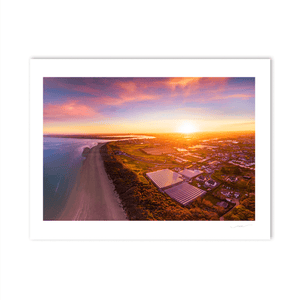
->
43 136 154 220
43 137 111 220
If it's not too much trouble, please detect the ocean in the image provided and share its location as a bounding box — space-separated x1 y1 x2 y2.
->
43 136 154 220
43 137 110 220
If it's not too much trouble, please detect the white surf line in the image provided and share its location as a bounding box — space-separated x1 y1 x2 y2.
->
79 194 89 221
74 196 85 221
54 177 62 194
84 201 90 220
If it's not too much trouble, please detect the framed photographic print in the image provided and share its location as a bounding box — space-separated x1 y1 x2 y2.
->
30 59 270 240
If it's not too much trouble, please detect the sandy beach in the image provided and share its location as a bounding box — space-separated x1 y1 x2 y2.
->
58 144 127 220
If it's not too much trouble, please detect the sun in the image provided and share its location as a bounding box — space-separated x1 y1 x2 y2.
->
177 121 196 134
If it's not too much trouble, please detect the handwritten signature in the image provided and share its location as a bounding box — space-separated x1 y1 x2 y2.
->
230 224 252 228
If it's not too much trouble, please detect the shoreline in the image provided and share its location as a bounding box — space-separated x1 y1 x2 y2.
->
43 134 155 140
57 143 127 221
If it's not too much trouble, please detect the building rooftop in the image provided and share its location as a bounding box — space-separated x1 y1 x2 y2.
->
205 179 217 187
216 201 229 208
179 169 202 179
164 182 206 206
146 169 183 189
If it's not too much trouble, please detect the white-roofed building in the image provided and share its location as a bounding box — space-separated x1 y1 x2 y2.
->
205 179 217 188
146 169 184 189
179 169 202 180
164 182 206 206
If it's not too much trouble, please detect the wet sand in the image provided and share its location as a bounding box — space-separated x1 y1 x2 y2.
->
58 144 127 220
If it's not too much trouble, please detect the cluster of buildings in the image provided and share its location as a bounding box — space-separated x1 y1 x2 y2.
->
146 168 206 206
228 159 255 170
174 157 189 164
146 164 223 206
118 135 255 209
220 190 240 199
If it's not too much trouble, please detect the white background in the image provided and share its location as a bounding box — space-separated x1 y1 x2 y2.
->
1 1 299 299
30 59 270 240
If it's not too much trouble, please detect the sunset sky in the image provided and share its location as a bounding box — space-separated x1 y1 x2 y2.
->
43 77 255 134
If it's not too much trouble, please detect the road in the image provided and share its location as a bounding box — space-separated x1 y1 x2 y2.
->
58 144 127 221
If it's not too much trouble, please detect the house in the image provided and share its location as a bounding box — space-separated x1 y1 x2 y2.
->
179 169 202 180
221 191 231 197
216 201 228 208
228 176 237 183
234 192 240 198
196 175 205 182
208 160 220 166
205 179 217 188
175 157 189 164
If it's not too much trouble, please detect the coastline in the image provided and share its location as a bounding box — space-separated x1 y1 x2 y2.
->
57 143 127 221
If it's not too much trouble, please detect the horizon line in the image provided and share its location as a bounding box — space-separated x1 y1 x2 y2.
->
44 130 255 136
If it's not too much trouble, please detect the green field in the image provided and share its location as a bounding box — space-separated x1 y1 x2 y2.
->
118 143 172 163
119 155 152 184
203 194 220 205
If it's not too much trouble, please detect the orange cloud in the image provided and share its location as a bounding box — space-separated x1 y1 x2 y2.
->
164 77 231 97
95 80 161 105
108 78 234 104
224 93 254 100
210 93 254 101
44 101 98 122
116 81 137 92
167 77 200 89
98 92 160 106
44 77 251 108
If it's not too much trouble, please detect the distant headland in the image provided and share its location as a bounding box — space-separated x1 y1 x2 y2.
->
43 134 155 140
